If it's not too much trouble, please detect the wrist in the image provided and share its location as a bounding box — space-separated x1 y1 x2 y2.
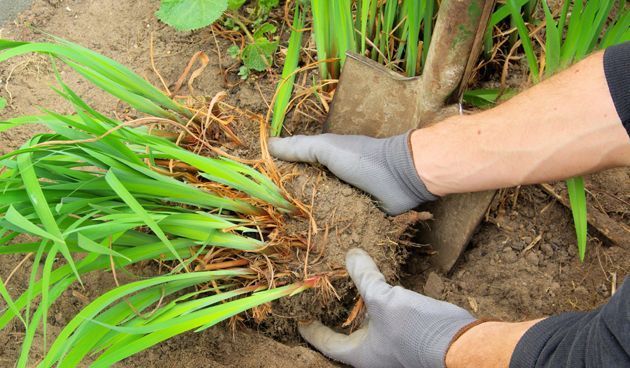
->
445 319 543 368
383 132 438 208
409 115 480 197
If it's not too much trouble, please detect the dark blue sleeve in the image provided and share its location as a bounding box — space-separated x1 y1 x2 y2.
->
603 42 630 137
510 277 630 368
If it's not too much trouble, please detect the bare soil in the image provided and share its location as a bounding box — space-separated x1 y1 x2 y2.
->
0 0 628 367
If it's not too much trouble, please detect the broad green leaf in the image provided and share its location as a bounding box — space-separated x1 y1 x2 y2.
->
253 23 277 39
228 0 247 10
156 0 228 31
241 39 278 72
258 0 279 14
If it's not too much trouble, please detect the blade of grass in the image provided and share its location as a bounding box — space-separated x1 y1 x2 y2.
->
359 0 371 54
422 0 435 66
90 282 307 367
333 0 356 69
0 276 27 328
104 170 185 266
311 0 330 80
601 8 630 48
16 151 81 282
270 3 304 137
379 0 398 62
542 0 560 76
4 206 65 244
560 0 583 66
566 176 587 261
405 0 423 76
59 282 198 367
77 234 130 261
507 0 540 82
43 271 249 366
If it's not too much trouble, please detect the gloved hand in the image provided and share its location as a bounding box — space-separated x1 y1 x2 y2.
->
268 132 437 215
299 248 477 368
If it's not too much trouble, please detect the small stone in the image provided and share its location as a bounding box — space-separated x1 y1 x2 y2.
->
511 240 525 251
541 243 554 257
424 272 445 299
341 187 354 196
525 252 539 266
467 297 479 313
574 286 588 295
557 249 569 259
550 282 561 291
502 249 518 264
522 236 533 244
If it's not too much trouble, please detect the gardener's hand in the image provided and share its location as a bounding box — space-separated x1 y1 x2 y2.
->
268 132 437 215
299 248 477 368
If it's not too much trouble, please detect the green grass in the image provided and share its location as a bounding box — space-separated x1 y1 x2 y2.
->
0 37 307 366
270 3 305 136
309 0 437 79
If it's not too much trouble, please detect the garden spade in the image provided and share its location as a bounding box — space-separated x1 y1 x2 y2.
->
324 0 496 272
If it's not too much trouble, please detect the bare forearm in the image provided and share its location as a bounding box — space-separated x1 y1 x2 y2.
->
412 51 630 196
446 319 542 368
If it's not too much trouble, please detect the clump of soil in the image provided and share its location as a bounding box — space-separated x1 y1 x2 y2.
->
259 162 428 340
212 112 429 340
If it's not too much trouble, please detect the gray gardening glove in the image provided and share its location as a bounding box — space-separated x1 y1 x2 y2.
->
268 132 437 215
299 248 476 368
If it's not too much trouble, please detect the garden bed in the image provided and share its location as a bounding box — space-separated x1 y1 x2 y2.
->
0 0 628 366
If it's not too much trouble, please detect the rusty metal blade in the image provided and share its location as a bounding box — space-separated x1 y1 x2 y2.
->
324 53 421 138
